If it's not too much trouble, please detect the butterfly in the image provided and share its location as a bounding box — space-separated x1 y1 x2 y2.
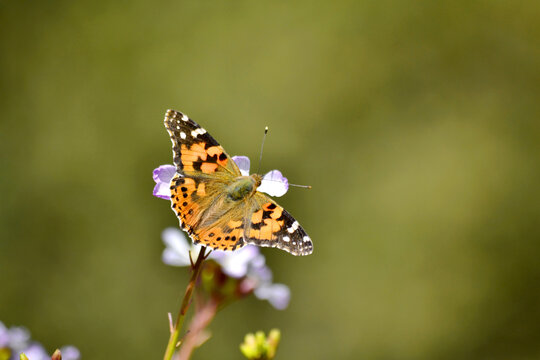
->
163 109 313 256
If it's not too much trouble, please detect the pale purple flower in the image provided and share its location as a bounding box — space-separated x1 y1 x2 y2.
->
0 322 30 355
257 170 289 197
153 156 288 199
161 227 259 278
160 228 291 309
254 283 291 310
0 322 80 360
231 156 289 197
231 156 251 176
161 227 198 266
210 245 262 278
59 345 81 360
22 343 48 360
247 258 291 310
152 165 176 199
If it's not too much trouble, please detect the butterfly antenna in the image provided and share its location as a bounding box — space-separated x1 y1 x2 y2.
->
263 178 312 189
289 183 312 189
257 126 269 174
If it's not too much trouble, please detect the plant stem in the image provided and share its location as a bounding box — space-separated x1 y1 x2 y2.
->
163 247 207 360
177 299 219 360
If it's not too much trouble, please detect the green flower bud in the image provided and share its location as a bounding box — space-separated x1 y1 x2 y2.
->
239 329 281 360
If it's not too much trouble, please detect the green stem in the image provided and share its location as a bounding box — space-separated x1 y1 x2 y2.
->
163 247 207 360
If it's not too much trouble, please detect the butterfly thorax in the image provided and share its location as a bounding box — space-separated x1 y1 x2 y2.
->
227 174 262 201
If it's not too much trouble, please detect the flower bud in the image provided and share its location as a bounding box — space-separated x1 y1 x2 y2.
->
51 349 62 360
239 329 281 360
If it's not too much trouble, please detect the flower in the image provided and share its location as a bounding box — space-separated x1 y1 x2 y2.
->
152 156 288 200
254 284 291 310
247 257 291 310
20 343 47 360
152 165 177 199
0 322 80 360
161 227 259 279
57 346 80 360
161 227 197 267
210 245 262 279
161 228 290 309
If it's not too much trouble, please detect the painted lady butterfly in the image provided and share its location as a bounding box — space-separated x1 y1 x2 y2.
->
164 109 313 256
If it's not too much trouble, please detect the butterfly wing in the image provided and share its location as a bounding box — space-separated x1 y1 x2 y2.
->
245 193 313 256
185 192 313 256
165 109 246 250
164 109 241 177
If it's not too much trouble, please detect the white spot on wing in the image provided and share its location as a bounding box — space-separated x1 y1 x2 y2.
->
283 236 290 242
190 128 207 138
287 221 299 233
180 132 186 139
181 114 189 121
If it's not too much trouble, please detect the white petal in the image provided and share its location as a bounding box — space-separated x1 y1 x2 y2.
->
59 346 81 360
254 283 291 310
162 248 191 266
161 228 191 266
22 343 49 360
211 245 260 278
258 170 289 197
153 182 171 199
232 156 250 176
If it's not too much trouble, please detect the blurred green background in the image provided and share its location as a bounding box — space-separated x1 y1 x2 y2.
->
1 1 540 359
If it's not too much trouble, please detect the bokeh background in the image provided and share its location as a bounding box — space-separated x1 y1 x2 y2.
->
1 1 540 359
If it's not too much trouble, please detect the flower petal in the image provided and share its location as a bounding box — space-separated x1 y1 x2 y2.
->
59 346 81 360
254 283 291 310
153 182 172 199
7 326 30 350
232 156 250 176
210 245 260 278
153 165 177 199
258 170 289 197
22 343 49 360
153 165 176 183
0 321 8 347
161 228 192 266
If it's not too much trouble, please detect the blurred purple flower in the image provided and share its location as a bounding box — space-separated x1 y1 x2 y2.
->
210 245 262 279
0 322 30 357
58 346 81 360
22 343 48 360
161 227 197 267
161 228 290 309
153 156 288 199
254 283 291 310
0 321 80 360
152 165 176 199
161 228 259 278
247 256 291 310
